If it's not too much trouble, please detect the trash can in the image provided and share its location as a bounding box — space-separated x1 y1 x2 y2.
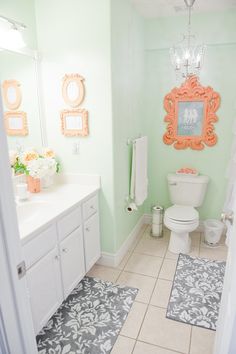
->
204 219 224 246
151 206 164 237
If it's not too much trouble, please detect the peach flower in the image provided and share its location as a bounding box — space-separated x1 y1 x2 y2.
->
42 148 55 159
20 150 39 165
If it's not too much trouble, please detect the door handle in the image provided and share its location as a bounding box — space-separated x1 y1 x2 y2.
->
221 212 234 225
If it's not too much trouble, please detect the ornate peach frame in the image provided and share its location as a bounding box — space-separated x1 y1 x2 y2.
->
61 109 89 137
2 80 22 110
4 111 28 136
62 74 85 108
163 76 220 150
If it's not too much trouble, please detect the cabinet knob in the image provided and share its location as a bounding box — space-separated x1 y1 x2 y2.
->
55 255 59 260
90 205 94 210
62 248 68 253
86 227 90 232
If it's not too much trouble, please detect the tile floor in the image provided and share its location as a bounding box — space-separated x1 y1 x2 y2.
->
87 224 228 354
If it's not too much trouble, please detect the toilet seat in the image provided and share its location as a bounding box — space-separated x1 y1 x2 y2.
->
165 205 198 223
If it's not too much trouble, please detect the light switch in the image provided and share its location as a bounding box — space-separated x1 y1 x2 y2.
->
72 142 80 155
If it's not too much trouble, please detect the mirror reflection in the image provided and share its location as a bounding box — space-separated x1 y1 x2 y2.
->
0 50 43 150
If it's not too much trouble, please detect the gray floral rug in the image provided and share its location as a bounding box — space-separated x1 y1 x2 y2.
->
166 253 226 330
37 276 138 354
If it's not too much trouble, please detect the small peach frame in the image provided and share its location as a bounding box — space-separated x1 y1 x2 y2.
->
62 74 85 108
2 80 22 110
61 109 89 137
4 111 28 136
163 75 220 150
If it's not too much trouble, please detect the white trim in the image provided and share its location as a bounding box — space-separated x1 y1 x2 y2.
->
97 214 146 268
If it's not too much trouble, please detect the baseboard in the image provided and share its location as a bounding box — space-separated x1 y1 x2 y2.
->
97 214 146 268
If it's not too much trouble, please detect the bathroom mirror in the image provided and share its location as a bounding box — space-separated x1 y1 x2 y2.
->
0 50 44 150
163 75 220 150
61 109 89 136
62 74 85 108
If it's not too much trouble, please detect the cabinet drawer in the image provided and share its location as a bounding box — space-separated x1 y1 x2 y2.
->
82 194 98 221
23 224 57 269
58 206 82 241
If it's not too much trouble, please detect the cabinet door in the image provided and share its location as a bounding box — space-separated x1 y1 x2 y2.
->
83 212 101 272
60 226 85 299
26 247 63 334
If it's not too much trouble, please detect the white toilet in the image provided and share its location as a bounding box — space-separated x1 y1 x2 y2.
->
164 173 209 254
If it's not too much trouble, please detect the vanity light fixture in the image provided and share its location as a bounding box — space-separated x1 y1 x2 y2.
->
170 0 205 80
0 14 26 49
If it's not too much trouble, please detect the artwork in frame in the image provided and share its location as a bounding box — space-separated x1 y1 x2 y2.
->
163 75 220 150
61 109 89 137
4 111 28 136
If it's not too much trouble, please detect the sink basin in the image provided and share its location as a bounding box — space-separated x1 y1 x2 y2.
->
16 201 53 224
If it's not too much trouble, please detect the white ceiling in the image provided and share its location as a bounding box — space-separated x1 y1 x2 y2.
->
131 0 236 18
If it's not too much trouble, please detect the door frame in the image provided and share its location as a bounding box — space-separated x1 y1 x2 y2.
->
0 91 37 353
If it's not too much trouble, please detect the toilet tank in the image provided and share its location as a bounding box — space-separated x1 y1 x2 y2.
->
167 173 209 207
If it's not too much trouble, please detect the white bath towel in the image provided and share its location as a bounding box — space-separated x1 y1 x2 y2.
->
130 136 148 206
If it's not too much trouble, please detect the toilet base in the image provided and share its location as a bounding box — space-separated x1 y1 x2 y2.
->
168 231 191 254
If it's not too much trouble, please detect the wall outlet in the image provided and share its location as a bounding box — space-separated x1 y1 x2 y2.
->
72 142 80 155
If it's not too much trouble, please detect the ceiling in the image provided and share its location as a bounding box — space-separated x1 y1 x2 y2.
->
131 0 236 18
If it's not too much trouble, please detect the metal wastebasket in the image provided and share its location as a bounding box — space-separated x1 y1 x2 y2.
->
151 206 164 237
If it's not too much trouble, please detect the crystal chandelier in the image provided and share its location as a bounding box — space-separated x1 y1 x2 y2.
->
170 0 205 80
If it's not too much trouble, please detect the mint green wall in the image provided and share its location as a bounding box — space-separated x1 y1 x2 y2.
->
111 0 145 250
143 11 236 220
35 0 116 253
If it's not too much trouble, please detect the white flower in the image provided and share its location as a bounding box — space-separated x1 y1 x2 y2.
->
26 158 49 179
20 150 39 165
9 150 18 166
43 158 57 177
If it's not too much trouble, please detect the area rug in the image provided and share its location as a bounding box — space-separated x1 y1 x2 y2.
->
37 276 138 354
166 253 226 330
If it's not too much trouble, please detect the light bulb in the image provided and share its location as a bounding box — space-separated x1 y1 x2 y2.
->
4 26 26 49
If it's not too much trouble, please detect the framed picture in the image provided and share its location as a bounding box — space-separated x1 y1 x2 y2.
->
4 111 28 136
61 109 89 137
163 76 220 150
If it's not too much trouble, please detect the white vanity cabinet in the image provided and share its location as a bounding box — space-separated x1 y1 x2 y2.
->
26 247 63 334
60 226 85 298
22 192 100 334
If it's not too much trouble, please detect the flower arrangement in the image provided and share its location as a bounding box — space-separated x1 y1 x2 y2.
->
10 148 60 178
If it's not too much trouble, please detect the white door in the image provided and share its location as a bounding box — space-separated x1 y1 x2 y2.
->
214 202 236 353
83 213 101 272
27 247 63 334
0 96 37 353
60 226 85 298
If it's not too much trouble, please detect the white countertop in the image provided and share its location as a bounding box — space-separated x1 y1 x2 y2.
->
17 175 100 244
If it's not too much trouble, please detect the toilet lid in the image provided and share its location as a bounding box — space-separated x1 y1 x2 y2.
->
165 205 198 222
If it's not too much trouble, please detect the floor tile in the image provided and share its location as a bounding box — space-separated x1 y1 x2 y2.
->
133 341 182 354
199 247 228 261
117 271 156 303
165 246 199 260
120 301 147 339
134 238 168 257
150 279 173 308
86 265 121 283
124 253 163 277
159 259 177 281
190 232 201 247
138 306 191 353
116 252 131 270
111 335 135 354
190 326 215 354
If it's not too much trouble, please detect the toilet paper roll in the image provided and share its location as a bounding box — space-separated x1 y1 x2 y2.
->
126 202 138 213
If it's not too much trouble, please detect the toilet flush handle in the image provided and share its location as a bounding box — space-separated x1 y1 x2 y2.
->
169 182 177 186
221 212 234 225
